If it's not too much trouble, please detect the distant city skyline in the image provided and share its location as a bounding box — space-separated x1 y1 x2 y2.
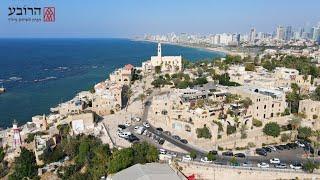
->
0 0 320 38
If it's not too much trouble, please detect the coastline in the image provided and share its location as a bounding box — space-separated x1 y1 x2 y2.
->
133 38 246 57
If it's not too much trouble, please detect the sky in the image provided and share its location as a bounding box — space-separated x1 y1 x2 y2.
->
0 0 319 38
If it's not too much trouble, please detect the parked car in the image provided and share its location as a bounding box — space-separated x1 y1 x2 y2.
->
242 161 253 167
275 163 287 169
118 124 126 130
127 135 139 142
267 146 277 152
124 122 131 127
200 157 212 163
234 153 246 158
295 140 305 148
209 150 218 155
180 139 188 144
133 117 141 122
262 147 272 153
159 148 167 155
269 158 281 164
222 151 233 156
158 138 165 145
156 127 163 132
172 135 181 141
290 163 302 170
274 145 284 151
182 155 192 161
287 143 298 149
255 148 267 156
163 131 171 136
169 152 177 157
143 122 150 128
257 162 270 168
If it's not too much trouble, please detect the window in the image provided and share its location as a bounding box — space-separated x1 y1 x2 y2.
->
264 105 266 109
272 104 274 108
271 113 274 117
263 114 266 118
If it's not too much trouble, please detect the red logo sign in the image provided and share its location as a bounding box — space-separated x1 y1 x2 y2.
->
43 7 55 22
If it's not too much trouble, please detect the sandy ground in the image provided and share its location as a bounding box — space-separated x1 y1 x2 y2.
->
178 162 320 180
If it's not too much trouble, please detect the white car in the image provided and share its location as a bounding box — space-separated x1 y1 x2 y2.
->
270 158 281 164
200 157 212 163
290 163 302 170
134 126 140 131
143 122 150 128
159 148 167 155
182 155 192 161
267 146 277 152
257 162 270 168
295 141 305 148
134 117 141 122
124 122 131 127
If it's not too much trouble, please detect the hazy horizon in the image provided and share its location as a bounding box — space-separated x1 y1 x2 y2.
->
1 0 319 38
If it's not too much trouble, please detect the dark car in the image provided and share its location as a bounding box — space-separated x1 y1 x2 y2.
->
279 144 289 150
256 148 267 156
262 147 272 153
127 135 139 142
209 150 218 155
158 138 165 145
287 143 298 149
318 150 320 156
222 151 233 156
275 145 284 151
163 131 171 136
234 153 246 158
156 127 163 132
172 135 181 141
180 139 188 144
118 124 126 129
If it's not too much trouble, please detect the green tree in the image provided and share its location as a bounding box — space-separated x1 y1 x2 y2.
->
9 148 38 180
207 152 216 161
303 160 319 173
108 148 134 174
189 150 197 159
313 86 320 101
124 86 133 111
0 148 5 162
196 125 212 139
76 140 90 164
226 125 236 135
263 122 280 137
297 127 313 140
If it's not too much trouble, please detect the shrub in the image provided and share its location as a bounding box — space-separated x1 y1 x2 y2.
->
189 150 197 159
297 127 313 140
226 125 236 135
263 122 280 137
280 133 290 142
196 125 212 139
252 118 263 127
218 146 224 151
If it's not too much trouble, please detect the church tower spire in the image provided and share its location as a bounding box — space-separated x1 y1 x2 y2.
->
157 42 162 57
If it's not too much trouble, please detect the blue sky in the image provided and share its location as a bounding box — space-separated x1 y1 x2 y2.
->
0 0 319 38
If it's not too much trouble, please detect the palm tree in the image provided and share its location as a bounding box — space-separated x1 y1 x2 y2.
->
138 93 146 109
124 86 133 111
288 116 301 140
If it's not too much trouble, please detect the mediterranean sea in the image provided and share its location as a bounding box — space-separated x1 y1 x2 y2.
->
0 38 224 128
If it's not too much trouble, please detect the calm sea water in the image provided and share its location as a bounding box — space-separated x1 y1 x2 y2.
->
0 38 224 128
